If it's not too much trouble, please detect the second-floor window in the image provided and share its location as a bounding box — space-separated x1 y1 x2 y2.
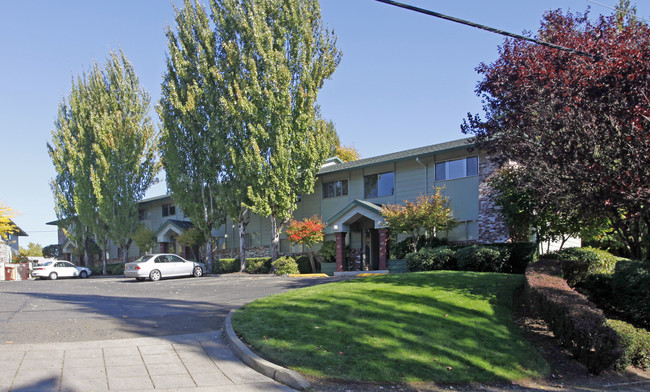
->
435 156 478 181
364 172 394 198
322 179 348 199
162 204 176 217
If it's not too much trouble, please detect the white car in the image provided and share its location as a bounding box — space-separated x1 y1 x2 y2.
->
32 260 92 280
124 254 205 282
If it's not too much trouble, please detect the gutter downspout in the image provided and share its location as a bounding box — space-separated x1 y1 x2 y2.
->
415 157 428 195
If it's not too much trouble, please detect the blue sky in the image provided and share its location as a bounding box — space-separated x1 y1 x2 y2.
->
1 0 647 247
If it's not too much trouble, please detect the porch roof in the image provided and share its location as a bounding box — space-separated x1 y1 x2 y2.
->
325 199 386 233
155 219 194 242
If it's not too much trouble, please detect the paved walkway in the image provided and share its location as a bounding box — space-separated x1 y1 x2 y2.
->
0 331 295 392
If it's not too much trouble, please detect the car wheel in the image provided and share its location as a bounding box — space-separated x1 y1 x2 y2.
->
193 266 203 277
149 270 161 282
135 277 145 282
49 272 58 280
80 270 88 279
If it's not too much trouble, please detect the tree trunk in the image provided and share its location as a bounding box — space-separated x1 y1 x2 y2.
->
270 216 280 261
122 238 132 264
238 208 250 272
307 251 316 273
205 238 212 272
83 234 91 268
101 242 107 275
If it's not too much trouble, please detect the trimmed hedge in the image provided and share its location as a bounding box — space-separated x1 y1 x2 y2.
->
608 319 650 370
549 247 618 287
90 263 124 276
525 259 622 374
405 246 456 272
213 258 240 274
612 260 650 330
405 242 536 274
391 236 448 259
272 256 300 275
295 255 313 274
455 245 509 273
212 257 272 274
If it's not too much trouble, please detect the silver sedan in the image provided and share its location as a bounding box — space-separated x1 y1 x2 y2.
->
124 254 205 282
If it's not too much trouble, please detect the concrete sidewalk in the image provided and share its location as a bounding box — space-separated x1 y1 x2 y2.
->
0 331 295 392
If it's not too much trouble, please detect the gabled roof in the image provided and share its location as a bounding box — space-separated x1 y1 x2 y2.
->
319 137 474 175
7 220 28 237
155 219 194 237
325 199 383 225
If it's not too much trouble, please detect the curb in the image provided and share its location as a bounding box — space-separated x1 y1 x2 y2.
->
224 309 311 391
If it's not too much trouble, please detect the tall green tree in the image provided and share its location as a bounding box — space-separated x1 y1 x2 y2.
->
92 51 160 265
49 49 159 273
215 0 341 260
159 0 228 273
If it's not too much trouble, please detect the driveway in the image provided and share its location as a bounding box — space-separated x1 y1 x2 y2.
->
0 274 342 344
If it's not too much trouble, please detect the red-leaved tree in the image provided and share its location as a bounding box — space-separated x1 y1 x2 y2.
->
463 6 650 259
285 215 327 273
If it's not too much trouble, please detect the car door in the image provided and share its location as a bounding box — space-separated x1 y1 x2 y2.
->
153 255 172 276
169 254 191 276
56 261 78 277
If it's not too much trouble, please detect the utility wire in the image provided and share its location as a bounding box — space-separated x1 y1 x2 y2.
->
374 0 598 60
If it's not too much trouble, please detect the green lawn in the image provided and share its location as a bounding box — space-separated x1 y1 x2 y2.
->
232 271 549 384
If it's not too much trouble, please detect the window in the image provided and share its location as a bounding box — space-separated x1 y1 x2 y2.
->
162 204 176 217
435 157 478 181
322 179 348 199
364 172 394 198
138 209 146 221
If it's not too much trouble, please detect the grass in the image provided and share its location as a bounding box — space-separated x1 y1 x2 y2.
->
232 271 549 384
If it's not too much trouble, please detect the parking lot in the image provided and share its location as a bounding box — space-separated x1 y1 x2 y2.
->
0 274 341 344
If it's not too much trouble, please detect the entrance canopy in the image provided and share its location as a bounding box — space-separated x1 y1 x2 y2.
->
155 220 194 243
325 199 387 234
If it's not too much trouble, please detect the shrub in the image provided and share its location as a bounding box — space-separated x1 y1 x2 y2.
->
455 245 509 273
575 273 614 311
245 257 273 274
318 241 336 263
550 247 618 286
391 236 448 259
405 246 456 272
89 263 124 275
295 255 313 274
272 256 300 275
612 260 650 329
213 258 239 274
525 259 622 374
500 242 537 274
608 319 650 370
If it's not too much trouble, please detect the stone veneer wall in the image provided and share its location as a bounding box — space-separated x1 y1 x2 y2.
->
477 155 510 244
213 245 270 259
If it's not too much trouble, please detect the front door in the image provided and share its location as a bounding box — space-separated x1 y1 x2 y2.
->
363 228 380 270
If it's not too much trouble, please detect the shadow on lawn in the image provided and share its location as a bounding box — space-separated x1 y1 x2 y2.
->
233 271 548 384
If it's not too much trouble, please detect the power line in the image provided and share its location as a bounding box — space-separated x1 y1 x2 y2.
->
374 0 598 60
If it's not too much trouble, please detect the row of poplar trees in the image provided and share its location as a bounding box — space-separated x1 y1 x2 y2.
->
48 0 341 274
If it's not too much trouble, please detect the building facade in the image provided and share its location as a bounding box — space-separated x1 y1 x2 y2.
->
50 138 509 270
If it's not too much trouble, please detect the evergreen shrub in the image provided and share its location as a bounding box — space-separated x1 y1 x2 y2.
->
295 255 313 274
549 247 618 286
455 245 509 273
272 256 300 275
608 319 650 370
612 260 650 329
213 258 239 274
405 246 456 272
245 257 273 274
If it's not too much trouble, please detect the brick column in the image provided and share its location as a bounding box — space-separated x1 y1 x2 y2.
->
335 232 347 272
378 228 389 270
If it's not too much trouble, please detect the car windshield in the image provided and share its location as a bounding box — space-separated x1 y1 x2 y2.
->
133 255 154 263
